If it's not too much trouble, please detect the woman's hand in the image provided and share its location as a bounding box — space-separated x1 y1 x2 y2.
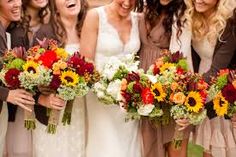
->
38 85 55 95
175 118 190 131
38 94 66 110
6 89 35 112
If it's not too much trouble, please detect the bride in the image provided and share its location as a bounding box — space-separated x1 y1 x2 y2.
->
80 0 142 157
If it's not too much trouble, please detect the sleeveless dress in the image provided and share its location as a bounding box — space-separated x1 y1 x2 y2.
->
193 37 236 157
0 33 11 157
85 7 142 157
33 44 86 157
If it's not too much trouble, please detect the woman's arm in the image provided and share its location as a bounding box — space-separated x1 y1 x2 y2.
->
80 9 99 61
203 20 236 82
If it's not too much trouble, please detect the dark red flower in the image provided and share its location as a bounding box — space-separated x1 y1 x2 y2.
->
133 82 143 93
49 75 61 90
141 88 154 104
68 52 85 69
122 91 132 102
170 51 183 63
4 68 21 89
153 66 160 75
126 72 140 82
222 84 236 103
38 50 58 68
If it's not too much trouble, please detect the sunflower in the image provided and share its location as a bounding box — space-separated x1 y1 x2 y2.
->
23 61 39 74
160 62 175 73
151 82 166 102
184 91 203 113
60 70 79 86
213 93 229 116
55 48 68 59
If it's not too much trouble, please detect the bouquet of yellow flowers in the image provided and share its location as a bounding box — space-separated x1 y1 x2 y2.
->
28 39 99 133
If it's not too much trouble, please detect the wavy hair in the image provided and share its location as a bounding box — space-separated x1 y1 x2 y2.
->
21 0 49 35
135 0 186 35
49 0 88 46
184 0 235 43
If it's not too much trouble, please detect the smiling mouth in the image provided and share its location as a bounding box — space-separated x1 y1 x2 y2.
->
67 3 76 8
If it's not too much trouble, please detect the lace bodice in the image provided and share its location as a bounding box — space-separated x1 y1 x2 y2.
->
95 7 140 71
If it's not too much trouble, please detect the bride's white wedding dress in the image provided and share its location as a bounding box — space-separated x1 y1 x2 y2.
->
86 7 142 157
33 44 86 157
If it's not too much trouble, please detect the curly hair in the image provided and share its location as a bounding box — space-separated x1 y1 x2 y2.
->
21 0 49 35
49 0 88 46
184 0 235 43
135 0 186 34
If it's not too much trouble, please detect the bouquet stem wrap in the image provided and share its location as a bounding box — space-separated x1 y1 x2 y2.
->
47 109 61 134
24 104 36 130
172 124 184 149
62 100 74 126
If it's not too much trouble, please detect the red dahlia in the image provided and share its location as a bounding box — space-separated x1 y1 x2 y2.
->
222 84 236 103
4 68 21 89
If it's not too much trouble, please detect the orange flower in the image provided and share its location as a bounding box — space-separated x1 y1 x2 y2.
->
121 79 128 91
155 58 164 68
169 93 174 102
172 92 186 104
219 69 229 76
232 80 236 89
197 79 208 90
171 82 178 91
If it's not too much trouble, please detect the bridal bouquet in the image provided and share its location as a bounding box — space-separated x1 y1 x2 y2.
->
146 50 189 125
93 53 139 105
146 50 208 148
119 71 163 121
29 39 100 133
0 47 46 130
208 69 236 117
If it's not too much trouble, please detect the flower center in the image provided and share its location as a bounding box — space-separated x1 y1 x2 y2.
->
65 76 74 83
28 67 36 73
154 89 160 96
219 99 224 107
188 97 196 107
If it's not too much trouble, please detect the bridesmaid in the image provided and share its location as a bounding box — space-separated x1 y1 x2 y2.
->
5 1 49 157
174 0 236 157
80 0 142 157
135 0 189 157
32 0 89 156
0 0 35 156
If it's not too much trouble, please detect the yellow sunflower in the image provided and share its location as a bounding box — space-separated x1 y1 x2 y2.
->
184 91 203 113
23 61 39 74
160 62 175 73
55 48 68 59
151 82 166 102
213 93 229 116
60 70 79 86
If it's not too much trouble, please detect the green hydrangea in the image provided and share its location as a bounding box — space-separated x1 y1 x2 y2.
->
177 59 188 71
6 58 25 70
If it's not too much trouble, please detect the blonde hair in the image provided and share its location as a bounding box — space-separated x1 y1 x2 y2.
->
184 0 235 43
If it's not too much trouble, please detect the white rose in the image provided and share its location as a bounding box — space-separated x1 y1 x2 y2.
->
138 104 155 116
106 80 122 100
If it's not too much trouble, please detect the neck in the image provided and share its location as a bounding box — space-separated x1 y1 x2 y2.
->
0 16 10 29
60 15 77 33
26 6 41 27
203 8 216 19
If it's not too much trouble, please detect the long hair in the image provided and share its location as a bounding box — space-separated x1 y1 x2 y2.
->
135 0 186 34
49 0 88 46
21 0 49 35
185 0 235 43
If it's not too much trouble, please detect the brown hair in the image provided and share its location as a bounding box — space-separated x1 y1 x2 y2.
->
49 0 88 46
21 0 49 35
